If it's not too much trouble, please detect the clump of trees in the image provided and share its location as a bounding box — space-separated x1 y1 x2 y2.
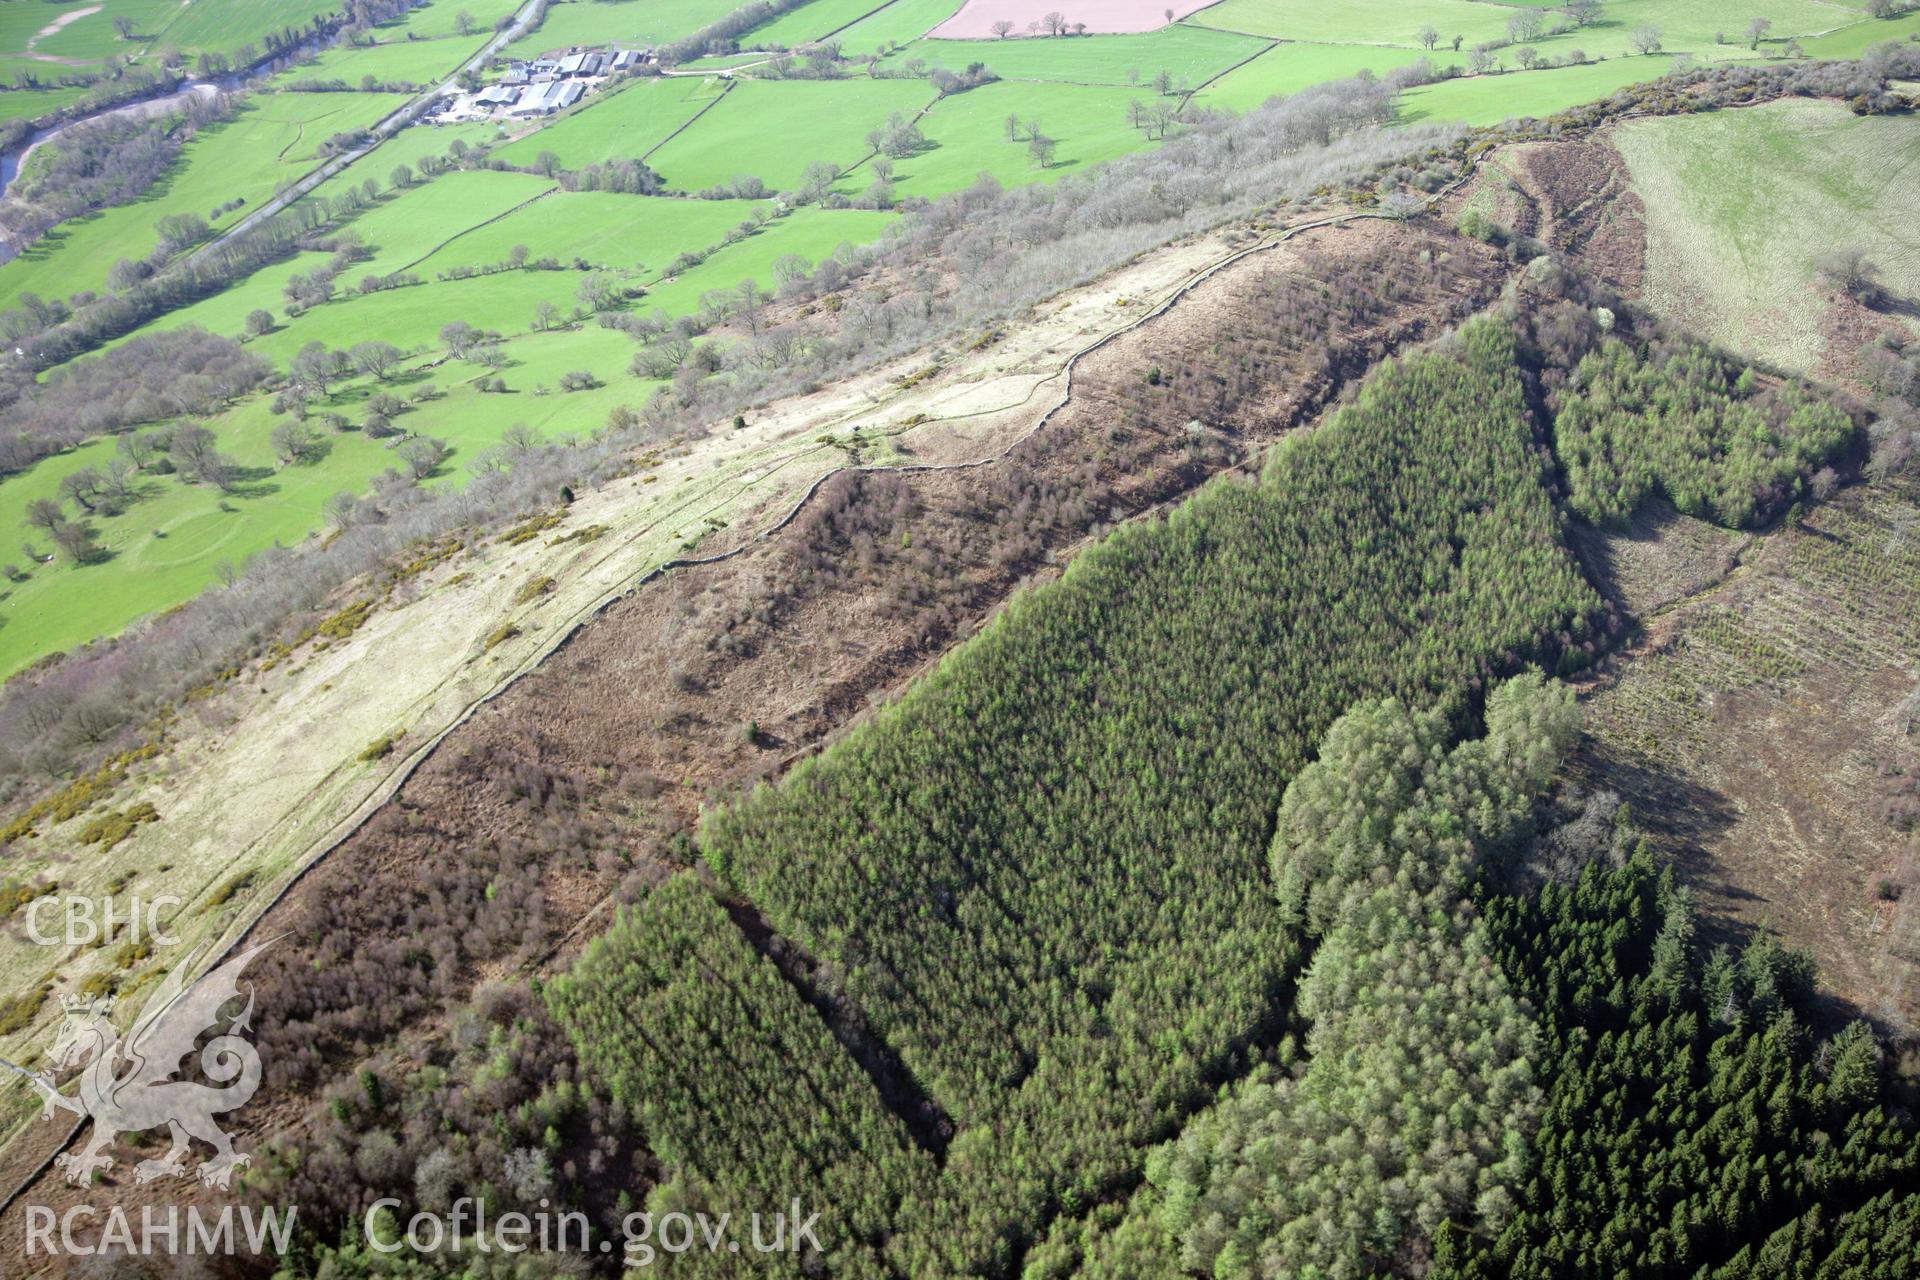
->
0 327 269 478
0 92 236 252
1429 850 1916 1278
1152 676 1578 1279
1551 335 1855 527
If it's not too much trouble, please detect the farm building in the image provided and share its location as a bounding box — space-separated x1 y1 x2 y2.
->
610 49 645 71
556 51 608 76
474 84 521 108
511 79 584 116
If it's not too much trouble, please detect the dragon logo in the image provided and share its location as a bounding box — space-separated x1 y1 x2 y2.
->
1 942 270 1191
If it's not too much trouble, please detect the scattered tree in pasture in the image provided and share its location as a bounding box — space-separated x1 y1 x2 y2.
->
113 15 135 39
291 342 348 397
1564 0 1602 26
1039 10 1070 36
798 160 839 203
244 309 274 338
348 341 405 381
270 420 322 466
23 499 65 537
1516 44 1541 68
1629 23 1663 53
1029 135 1057 167
1508 7 1545 41
57 468 107 513
1419 24 1439 49
1747 16 1772 48
1816 247 1884 305
50 519 105 564
991 19 1015 37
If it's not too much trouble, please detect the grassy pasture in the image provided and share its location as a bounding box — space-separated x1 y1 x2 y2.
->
1396 54 1677 125
1798 7 1920 56
270 34 487 88
645 76 936 191
0 91 406 312
1615 98 1920 373
514 0 747 53
144 0 341 61
876 78 1146 197
0 84 91 123
493 75 729 169
341 170 558 277
302 117 505 206
1198 40 1465 110
383 0 525 40
896 26 1270 85
746 0 897 49
418 191 769 276
14 0 177 63
0 418 401 678
828 0 967 54
632 205 894 311
1192 0 1516 48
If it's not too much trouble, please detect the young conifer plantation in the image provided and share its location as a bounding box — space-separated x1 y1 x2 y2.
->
543 302 1916 1278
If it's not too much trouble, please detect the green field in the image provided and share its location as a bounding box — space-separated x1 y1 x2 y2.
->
384 0 526 41
0 416 399 677
1194 0 1515 48
0 91 406 313
897 26 1270 86
828 0 965 54
1615 98 1920 373
493 75 730 169
1192 0 1869 63
876 78 1149 197
270 34 487 88
1198 40 1465 110
336 170 558 276
1397 54 1679 125
0 84 91 123
746 0 897 49
645 76 936 191
417 191 770 276
513 0 747 53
